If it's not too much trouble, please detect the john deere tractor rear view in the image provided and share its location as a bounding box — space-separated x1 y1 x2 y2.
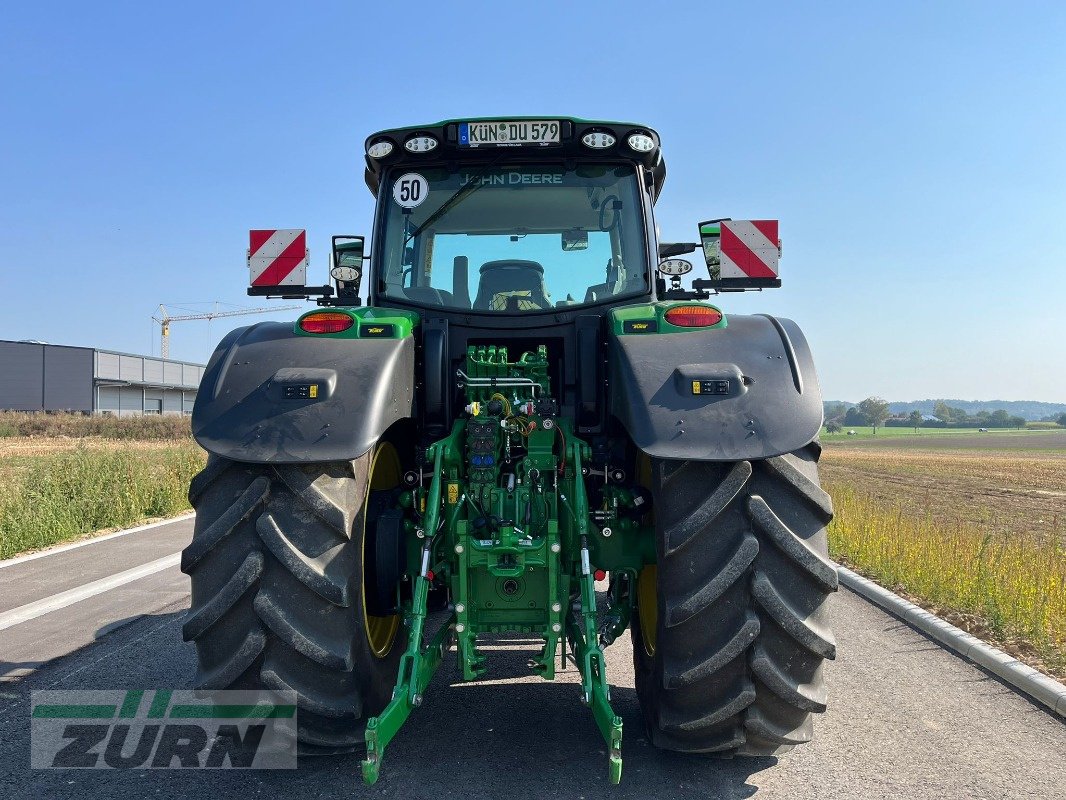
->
183 118 837 784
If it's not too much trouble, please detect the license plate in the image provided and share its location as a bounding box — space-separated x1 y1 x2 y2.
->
459 120 560 148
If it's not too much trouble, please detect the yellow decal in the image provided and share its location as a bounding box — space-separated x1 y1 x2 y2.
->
691 380 701 395
368 327 384 334
309 384 319 398
420 495 426 513
447 483 459 504
632 322 648 330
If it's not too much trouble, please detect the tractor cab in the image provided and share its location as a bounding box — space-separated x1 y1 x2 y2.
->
358 119 664 316
375 164 649 313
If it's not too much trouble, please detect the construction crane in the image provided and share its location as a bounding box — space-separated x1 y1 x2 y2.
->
153 304 301 358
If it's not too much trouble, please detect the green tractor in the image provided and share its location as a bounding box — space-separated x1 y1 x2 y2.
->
182 118 837 784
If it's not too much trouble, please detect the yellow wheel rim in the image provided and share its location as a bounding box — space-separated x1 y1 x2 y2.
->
637 565 658 657
635 453 657 657
363 442 402 659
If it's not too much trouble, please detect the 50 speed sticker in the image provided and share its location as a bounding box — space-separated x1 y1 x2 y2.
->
392 173 428 209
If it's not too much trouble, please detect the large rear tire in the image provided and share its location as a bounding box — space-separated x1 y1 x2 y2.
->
181 444 406 753
632 443 837 755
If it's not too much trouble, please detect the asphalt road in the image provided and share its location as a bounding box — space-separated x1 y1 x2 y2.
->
1 518 1063 800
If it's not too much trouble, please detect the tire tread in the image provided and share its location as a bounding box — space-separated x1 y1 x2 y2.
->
633 445 837 756
182 455 402 752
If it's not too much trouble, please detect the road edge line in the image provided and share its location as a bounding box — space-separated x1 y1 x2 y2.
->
837 566 1066 719
0 552 182 631
0 512 195 569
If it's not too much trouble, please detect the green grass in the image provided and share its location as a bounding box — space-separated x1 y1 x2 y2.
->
821 426 1053 441
826 481 1066 677
0 441 206 559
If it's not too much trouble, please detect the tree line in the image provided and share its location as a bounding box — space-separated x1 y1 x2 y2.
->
821 399 1049 434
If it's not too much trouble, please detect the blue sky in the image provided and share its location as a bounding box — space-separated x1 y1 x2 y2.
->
1 1 1063 402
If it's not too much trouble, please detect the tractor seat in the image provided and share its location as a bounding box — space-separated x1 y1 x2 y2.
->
403 286 453 306
473 260 551 311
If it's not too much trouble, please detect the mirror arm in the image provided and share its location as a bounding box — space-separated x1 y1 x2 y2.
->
248 284 333 300
662 278 716 301
658 242 701 258
661 287 713 300
317 290 362 307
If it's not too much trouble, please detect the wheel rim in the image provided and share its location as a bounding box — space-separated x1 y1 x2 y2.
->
637 565 658 657
363 442 402 659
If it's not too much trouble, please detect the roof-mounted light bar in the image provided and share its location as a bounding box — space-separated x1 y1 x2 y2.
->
360 119 667 198
404 135 438 153
626 132 656 153
581 131 616 149
367 140 394 159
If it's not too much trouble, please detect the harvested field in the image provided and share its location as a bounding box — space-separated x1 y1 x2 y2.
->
828 429 1066 451
822 438 1066 679
0 438 183 458
0 410 191 440
820 445 1066 540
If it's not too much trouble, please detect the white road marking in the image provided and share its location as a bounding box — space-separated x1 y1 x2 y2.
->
0 513 193 569
0 553 181 631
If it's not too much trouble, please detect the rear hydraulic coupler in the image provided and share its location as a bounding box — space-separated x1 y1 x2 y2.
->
362 345 647 785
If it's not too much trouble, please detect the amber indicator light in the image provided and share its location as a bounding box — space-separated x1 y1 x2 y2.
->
663 306 723 328
299 312 354 334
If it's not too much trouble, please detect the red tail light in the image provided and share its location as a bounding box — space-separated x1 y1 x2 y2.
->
664 305 723 328
299 312 353 334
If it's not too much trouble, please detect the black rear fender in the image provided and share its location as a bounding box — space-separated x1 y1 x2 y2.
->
608 314 823 461
192 322 414 463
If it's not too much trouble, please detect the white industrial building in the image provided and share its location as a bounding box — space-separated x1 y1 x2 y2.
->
0 340 204 416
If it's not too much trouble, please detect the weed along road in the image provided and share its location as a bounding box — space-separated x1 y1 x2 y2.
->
0 519 1061 799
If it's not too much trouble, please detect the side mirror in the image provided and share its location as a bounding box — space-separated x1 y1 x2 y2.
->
331 236 366 303
698 220 781 290
561 229 589 251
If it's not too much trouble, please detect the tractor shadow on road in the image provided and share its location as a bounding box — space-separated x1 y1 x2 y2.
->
2 613 775 800
354 646 775 798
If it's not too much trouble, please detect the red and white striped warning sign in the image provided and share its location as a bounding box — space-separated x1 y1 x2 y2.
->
719 220 779 279
248 229 308 287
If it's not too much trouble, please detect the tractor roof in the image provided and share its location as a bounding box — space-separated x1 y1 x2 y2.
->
362 117 667 201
